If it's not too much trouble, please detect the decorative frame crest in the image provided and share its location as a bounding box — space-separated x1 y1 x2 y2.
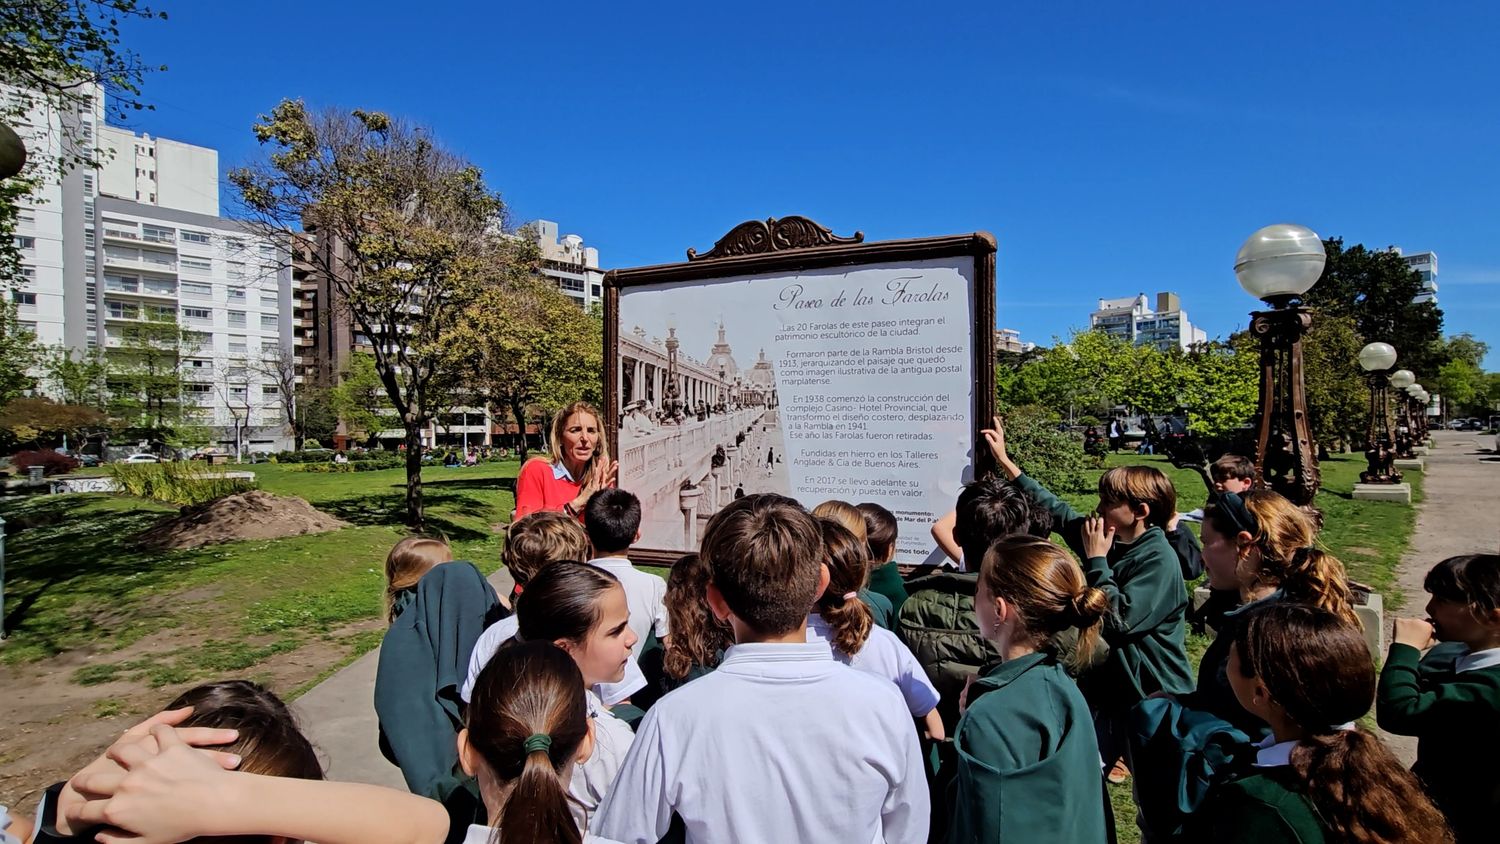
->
686 215 864 261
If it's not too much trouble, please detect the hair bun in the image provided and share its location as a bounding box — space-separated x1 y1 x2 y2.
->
1069 587 1110 626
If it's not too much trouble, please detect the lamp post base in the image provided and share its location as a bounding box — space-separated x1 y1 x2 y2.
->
1393 458 1425 472
1352 483 1412 504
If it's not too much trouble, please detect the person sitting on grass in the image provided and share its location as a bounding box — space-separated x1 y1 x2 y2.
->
1378 553 1500 843
984 416 1194 783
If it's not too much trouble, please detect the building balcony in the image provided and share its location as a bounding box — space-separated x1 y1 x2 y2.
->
104 251 177 274
103 227 142 243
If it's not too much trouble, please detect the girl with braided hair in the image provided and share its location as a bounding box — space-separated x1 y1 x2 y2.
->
807 517 945 740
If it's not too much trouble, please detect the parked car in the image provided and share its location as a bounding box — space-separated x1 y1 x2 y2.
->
122 453 161 463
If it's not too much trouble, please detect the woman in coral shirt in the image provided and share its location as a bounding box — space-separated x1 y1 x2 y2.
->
515 401 618 520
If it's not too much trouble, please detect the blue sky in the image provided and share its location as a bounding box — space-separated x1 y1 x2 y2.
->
118 1 1499 368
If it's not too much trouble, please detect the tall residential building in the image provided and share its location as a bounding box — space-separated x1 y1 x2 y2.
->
1089 291 1207 352
994 328 1035 354
5 83 294 452
1402 250 1439 306
533 219 603 310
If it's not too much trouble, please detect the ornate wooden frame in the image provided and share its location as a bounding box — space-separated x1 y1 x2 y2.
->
604 215 997 566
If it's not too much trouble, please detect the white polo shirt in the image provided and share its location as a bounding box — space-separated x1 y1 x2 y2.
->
805 613 940 717
591 641 929 844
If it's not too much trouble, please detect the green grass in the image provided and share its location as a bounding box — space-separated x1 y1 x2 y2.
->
0 461 520 676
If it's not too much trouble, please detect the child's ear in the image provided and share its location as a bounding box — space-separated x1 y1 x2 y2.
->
706 582 732 622
1133 502 1151 523
634 529 641 544
457 728 477 777
1482 607 1500 628
814 563 831 601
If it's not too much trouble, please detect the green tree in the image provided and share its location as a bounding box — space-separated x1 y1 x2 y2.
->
328 354 395 444
1433 333 1488 371
1174 340 1259 438
0 0 166 277
232 101 526 527
1305 238 1445 377
1436 358 1487 416
1297 312 1368 452
106 312 199 432
447 277 602 464
46 344 108 409
0 297 41 405
295 383 339 447
0 396 105 449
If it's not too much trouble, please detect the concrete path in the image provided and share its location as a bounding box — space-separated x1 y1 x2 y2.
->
1381 429 1500 765
293 565 515 790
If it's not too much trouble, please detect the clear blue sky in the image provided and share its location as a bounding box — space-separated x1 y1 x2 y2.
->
118 1 1499 368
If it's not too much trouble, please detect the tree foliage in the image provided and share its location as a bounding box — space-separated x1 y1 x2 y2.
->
106 312 199 432
1304 238 1445 377
46 344 108 409
0 0 166 276
1297 312 1368 452
446 277 601 463
0 396 105 448
328 354 394 443
0 298 41 406
231 100 526 526
1436 358 1487 415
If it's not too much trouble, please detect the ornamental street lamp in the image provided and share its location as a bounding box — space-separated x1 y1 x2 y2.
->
0 121 26 180
1236 223 1327 507
1358 342 1402 483
1390 370 1417 458
1407 384 1430 444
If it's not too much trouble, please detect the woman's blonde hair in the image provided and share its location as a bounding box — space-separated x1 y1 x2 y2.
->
384 536 453 622
812 500 868 547
979 536 1109 672
548 401 609 476
1205 489 1359 628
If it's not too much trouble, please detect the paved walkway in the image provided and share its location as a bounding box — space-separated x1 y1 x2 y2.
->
1382 429 1500 765
293 565 514 790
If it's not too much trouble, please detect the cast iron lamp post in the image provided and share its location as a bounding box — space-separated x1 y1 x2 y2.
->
1407 384 1430 445
1235 223 1328 507
1390 369 1417 458
1359 342 1401 483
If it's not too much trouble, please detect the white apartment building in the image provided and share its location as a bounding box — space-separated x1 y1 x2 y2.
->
1089 291 1208 352
533 219 603 310
1403 250 1438 306
5 83 294 453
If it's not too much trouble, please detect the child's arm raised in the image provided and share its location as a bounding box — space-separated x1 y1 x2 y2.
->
66 726 448 844
1079 516 1181 643
983 418 1087 544
1377 621 1499 734
930 510 962 563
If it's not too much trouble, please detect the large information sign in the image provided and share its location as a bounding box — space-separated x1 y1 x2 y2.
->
604 217 996 566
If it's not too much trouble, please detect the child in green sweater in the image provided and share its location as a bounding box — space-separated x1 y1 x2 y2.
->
1196 603 1450 844
984 417 1193 770
1378 553 1500 844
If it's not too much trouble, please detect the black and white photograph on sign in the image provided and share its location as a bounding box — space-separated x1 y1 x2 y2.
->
617 256 979 562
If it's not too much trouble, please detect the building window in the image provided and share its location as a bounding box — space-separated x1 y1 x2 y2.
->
19 265 35 282
225 238 245 252
84 202 94 221
13 235 34 250
228 337 247 354
261 294 277 310
228 310 247 328
181 281 211 298
143 225 174 244
142 277 176 295
228 287 246 302
260 314 278 330
181 307 212 321
181 230 211 244
180 257 212 273
81 174 94 195
591 285 602 298
106 301 139 319
104 274 139 293
17 209 34 225
262 384 280 396
11 291 37 306
184 383 213 396
262 340 279 354
227 262 246 279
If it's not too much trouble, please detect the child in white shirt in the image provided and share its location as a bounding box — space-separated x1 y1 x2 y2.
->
593 494 929 844
585 488 669 658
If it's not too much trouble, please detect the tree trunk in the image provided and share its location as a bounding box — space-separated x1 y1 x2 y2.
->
510 401 528 463
405 423 425 529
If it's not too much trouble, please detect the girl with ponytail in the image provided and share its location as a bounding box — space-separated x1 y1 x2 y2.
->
948 536 1110 843
808 518 944 739
460 640 628 844
1197 603 1452 844
1181 489 1359 735
512 562 639 830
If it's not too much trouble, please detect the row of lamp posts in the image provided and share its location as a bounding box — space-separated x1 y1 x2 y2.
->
1235 223 1429 505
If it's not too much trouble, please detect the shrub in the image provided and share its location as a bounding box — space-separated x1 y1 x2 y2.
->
11 449 81 476
1000 404 1093 494
301 438 322 450
106 462 257 506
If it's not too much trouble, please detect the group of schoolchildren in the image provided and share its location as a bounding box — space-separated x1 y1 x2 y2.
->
7 416 1500 844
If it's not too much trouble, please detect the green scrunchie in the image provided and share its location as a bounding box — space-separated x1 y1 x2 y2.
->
523 733 552 754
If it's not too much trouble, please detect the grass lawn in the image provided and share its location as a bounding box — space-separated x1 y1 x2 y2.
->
1065 451 1423 843
0 460 521 678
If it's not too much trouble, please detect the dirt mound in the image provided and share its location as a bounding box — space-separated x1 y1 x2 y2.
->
136 490 349 550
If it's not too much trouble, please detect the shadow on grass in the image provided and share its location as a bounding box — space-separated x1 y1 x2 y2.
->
315 489 496 543
1 495 177 649
420 476 518 493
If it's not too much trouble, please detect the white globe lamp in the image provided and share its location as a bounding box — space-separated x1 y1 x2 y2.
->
1235 224 1327 304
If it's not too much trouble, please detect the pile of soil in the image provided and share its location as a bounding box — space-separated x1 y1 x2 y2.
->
136 490 349 550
